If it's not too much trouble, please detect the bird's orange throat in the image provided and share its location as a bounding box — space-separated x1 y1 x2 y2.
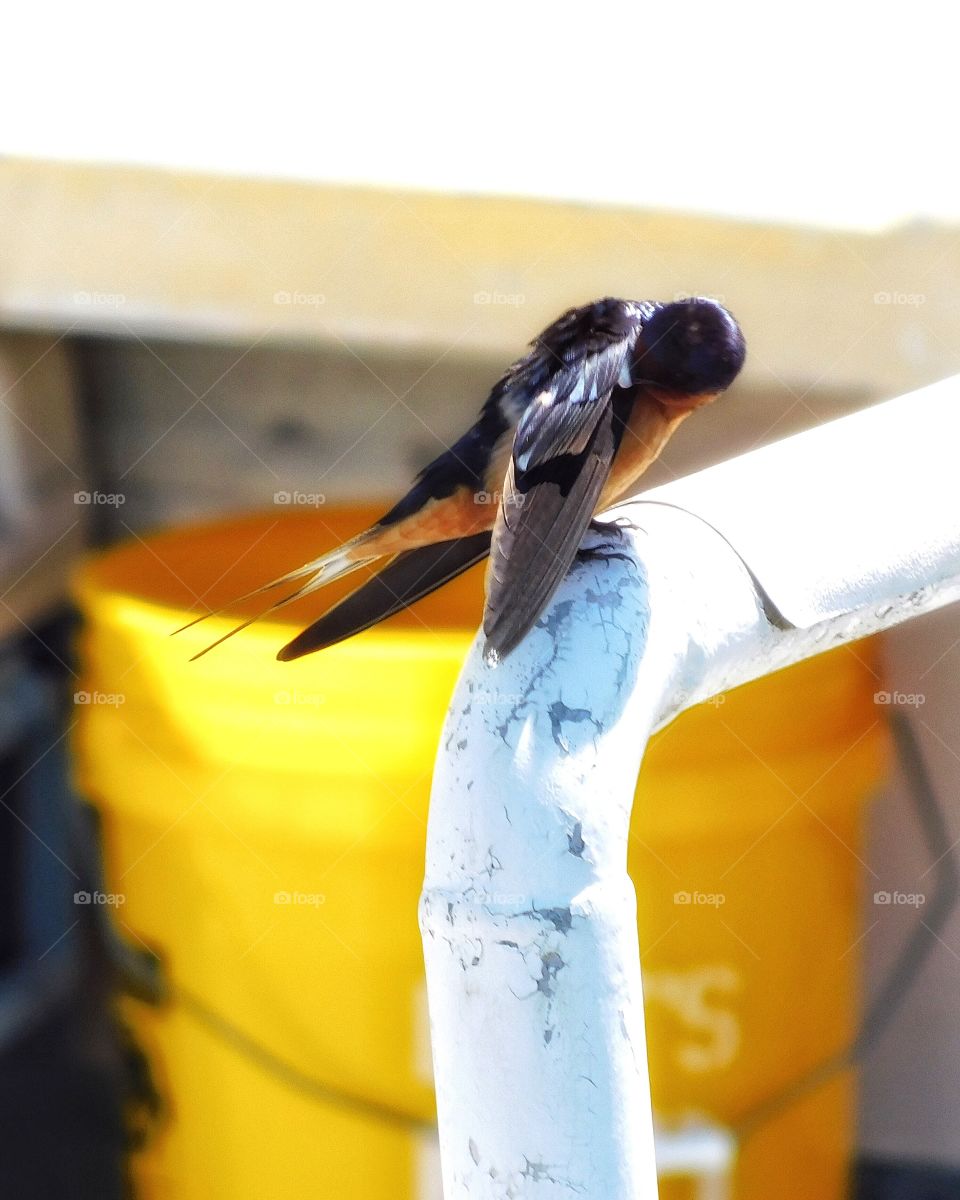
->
599 400 692 509
651 388 721 413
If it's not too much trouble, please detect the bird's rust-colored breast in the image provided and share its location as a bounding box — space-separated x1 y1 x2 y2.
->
599 397 692 509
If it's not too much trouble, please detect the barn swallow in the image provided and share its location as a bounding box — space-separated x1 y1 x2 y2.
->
179 296 745 662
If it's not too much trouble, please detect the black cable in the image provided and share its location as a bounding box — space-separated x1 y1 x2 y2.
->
172 982 435 1132
150 714 953 1143
734 709 959 1140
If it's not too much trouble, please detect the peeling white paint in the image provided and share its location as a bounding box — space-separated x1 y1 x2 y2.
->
421 378 960 1198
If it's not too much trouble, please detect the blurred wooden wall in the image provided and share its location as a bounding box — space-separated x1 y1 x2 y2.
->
1 157 958 624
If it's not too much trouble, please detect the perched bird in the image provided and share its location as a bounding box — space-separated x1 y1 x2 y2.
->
179 296 745 662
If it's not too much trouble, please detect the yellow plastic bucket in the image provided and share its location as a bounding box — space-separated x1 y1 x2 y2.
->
72 509 886 1200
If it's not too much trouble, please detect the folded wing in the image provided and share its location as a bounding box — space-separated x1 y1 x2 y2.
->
482 302 641 658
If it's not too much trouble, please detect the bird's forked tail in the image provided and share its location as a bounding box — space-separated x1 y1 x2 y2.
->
171 533 380 661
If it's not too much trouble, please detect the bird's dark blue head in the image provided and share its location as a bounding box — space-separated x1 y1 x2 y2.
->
630 298 746 406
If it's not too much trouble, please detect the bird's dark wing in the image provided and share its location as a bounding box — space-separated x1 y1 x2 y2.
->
482 304 642 659
277 532 491 660
482 406 624 659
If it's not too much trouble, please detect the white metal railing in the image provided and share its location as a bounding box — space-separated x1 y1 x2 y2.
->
419 376 960 1198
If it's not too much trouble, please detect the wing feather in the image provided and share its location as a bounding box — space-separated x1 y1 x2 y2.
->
480 305 645 659
277 533 491 660
482 399 623 659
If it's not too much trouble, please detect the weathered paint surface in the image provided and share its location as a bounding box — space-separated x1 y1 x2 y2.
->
421 380 960 1198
